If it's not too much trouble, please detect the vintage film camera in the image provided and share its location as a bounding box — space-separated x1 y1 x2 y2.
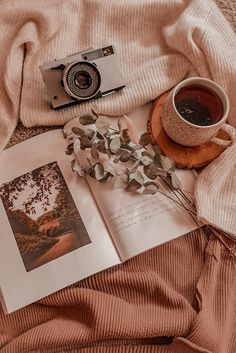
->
39 45 125 110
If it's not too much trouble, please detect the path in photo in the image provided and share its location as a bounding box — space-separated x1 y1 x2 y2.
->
0 161 91 271
32 218 90 269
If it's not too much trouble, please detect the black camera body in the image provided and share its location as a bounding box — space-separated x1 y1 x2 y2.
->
39 46 125 110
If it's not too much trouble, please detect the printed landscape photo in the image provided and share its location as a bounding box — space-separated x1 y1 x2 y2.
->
0 161 91 271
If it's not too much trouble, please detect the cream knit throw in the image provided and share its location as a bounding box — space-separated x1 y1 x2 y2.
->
195 143 236 237
1 0 236 151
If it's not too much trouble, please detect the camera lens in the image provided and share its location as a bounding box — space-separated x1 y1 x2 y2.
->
74 71 92 89
63 61 101 100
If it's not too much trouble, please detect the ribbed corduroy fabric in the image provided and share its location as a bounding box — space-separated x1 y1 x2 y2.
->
1 0 236 150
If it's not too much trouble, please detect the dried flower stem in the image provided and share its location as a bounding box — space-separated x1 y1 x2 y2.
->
208 226 236 263
159 179 218 260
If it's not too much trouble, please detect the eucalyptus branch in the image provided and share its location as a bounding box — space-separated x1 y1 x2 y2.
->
63 110 236 262
159 176 197 216
177 189 196 209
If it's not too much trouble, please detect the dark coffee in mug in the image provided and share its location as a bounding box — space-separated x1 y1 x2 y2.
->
174 85 224 126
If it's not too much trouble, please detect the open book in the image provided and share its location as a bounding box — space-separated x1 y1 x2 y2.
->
0 103 198 314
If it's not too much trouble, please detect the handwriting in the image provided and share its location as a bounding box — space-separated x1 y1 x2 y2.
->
109 194 176 233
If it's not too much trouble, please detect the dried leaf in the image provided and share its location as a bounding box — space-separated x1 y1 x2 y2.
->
153 144 162 155
110 130 120 137
91 109 98 118
115 148 130 156
72 127 84 136
142 149 155 159
120 154 131 163
71 159 75 170
126 179 142 192
131 144 142 151
95 116 110 135
99 173 111 183
91 143 99 159
144 181 159 188
87 166 95 177
62 129 68 139
118 118 123 131
104 138 109 149
94 163 104 181
113 155 121 163
160 155 175 172
121 143 134 152
115 173 129 188
71 159 85 176
143 163 166 180
139 133 151 147
103 161 116 176
140 156 152 166
110 136 121 153
97 140 107 154
106 148 111 158
79 114 97 125
105 130 112 139
86 158 93 167
171 172 182 190
73 138 81 154
96 131 104 140
143 182 158 194
91 133 97 144
120 152 132 162
132 170 145 185
66 143 74 155
129 161 140 174
85 128 95 139
133 150 143 160
153 145 162 167
80 135 92 150
63 129 74 141
123 114 139 144
121 128 131 144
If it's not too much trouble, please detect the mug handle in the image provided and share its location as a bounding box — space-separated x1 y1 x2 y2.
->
210 123 236 147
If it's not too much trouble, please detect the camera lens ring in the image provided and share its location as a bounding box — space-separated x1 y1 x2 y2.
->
74 71 92 90
63 61 101 100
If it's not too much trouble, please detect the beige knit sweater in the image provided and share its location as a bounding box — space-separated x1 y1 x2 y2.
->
1 1 236 353
1 0 236 151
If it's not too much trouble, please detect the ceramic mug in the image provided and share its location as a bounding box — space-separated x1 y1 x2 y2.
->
161 77 236 147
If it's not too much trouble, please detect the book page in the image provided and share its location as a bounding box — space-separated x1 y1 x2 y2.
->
66 103 198 261
0 130 120 313
87 168 197 260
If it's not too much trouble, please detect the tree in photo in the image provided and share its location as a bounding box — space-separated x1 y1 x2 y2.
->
0 162 63 217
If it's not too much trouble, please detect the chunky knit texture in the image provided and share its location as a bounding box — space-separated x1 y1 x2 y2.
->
1 0 236 151
1 0 236 353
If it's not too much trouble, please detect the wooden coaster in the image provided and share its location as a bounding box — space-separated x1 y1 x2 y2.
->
147 92 229 169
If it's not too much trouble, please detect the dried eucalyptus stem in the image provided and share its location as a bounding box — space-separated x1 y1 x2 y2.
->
63 110 236 262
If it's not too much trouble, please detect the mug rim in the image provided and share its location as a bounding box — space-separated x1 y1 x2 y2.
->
171 77 230 129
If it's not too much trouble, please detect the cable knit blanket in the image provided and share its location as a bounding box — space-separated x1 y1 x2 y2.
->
1 1 236 353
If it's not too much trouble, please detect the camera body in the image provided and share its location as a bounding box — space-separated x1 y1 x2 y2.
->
39 46 125 110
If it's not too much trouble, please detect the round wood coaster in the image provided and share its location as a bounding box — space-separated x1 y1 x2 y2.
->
147 92 230 169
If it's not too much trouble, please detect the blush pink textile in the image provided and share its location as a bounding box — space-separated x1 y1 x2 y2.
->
0 0 236 352
0 230 235 353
